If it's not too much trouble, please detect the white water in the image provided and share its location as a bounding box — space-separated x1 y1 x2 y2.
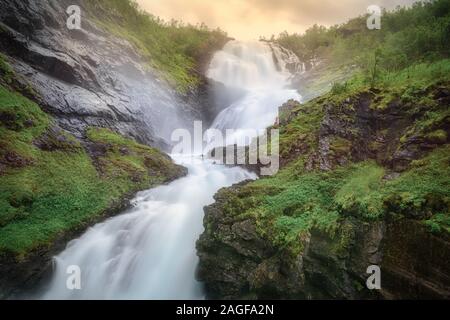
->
41 157 255 299
39 41 300 299
208 41 301 145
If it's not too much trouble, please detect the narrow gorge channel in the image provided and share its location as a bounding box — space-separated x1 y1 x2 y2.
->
37 41 301 299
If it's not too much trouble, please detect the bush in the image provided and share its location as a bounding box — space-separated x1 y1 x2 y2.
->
275 0 450 76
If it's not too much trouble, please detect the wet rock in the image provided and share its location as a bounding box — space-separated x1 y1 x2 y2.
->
119 147 130 156
0 0 210 150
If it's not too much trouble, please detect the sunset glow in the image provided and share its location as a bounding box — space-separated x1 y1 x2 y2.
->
136 0 416 39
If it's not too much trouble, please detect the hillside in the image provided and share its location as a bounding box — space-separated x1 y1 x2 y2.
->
0 0 211 298
0 53 187 297
85 0 229 92
275 0 450 101
197 1 450 299
197 70 450 299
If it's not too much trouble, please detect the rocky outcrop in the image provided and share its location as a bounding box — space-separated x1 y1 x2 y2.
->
0 0 210 298
200 203 450 300
281 86 449 172
198 190 450 299
197 84 450 300
0 0 211 149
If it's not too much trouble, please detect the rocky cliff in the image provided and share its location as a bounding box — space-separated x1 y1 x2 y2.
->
197 81 450 299
0 0 215 149
0 0 224 298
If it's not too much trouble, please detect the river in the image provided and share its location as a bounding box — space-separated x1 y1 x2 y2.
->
39 40 301 299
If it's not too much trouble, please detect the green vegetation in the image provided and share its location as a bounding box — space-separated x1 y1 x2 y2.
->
85 0 228 92
215 73 449 255
326 59 450 102
0 85 184 258
275 0 450 94
277 98 324 160
276 0 449 68
425 213 450 233
0 53 15 84
217 144 449 255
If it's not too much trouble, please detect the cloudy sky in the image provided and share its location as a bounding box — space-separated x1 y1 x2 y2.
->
136 0 417 40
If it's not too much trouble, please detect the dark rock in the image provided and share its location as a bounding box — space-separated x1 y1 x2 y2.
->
23 119 34 128
0 0 215 150
0 151 32 168
119 147 129 156
0 111 19 130
33 125 80 151
197 85 450 300
198 194 450 299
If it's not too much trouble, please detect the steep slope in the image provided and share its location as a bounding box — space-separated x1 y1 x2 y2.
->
0 0 227 148
197 66 450 299
0 0 220 298
0 67 186 297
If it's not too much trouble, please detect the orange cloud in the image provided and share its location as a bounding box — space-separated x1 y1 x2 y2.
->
136 0 417 40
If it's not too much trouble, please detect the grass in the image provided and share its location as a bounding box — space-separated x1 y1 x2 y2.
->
299 59 450 117
334 163 385 219
0 85 183 258
383 147 450 218
212 67 450 255
378 59 450 89
215 145 449 256
276 1 450 82
276 99 324 160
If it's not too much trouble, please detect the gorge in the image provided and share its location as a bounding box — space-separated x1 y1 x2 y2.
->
0 0 449 300
37 39 298 299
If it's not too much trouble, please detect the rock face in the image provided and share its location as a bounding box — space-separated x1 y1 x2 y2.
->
0 0 208 149
198 203 450 299
0 0 220 299
197 85 450 299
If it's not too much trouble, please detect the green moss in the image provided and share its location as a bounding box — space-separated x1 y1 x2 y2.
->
424 213 450 234
383 146 450 218
426 129 447 144
334 162 385 219
214 143 449 256
330 137 352 155
0 53 15 84
86 127 181 188
0 87 183 257
0 86 50 161
278 99 324 160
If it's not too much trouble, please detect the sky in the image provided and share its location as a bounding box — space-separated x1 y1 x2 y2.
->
136 0 417 40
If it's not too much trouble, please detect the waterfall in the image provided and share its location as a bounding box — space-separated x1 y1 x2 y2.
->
207 41 301 145
38 41 300 300
40 157 255 299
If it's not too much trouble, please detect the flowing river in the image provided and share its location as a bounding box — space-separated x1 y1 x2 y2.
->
39 41 301 299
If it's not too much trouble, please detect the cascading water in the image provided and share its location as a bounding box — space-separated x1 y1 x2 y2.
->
208 41 301 145
40 157 255 299
38 41 301 300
